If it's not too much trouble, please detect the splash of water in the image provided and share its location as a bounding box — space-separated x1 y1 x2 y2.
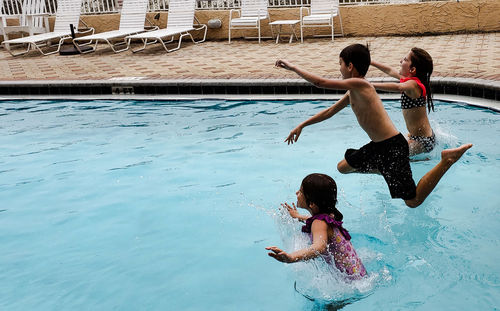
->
269 206 385 303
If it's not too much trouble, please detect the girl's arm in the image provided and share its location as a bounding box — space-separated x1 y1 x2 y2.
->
266 220 328 263
371 60 401 79
285 93 350 144
372 80 421 97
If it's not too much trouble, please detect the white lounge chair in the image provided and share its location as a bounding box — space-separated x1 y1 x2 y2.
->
0 0 50 49
126 0 207 53
228 0 268 43
1 0 94 56
300 0 343 43
73 0 155 53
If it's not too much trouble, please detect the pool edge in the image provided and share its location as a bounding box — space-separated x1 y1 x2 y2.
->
0 77 499 111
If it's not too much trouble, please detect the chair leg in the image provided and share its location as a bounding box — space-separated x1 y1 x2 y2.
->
34 38 65 56
229 24 231 43
192 25 207 43
331 23 334 42
131 38 149 53
160 33 187 52
338 13 344 36
300 23 304 43
258 21 261 44
74 39 98 54
108 38 131 53
3 42 32 56
3 32 10 50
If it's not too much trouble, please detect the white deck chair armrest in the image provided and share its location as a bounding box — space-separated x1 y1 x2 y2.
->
2 14 22 18
145 16 160 31
77 19 94 35
193 15 204 27
300 7 309 21
229 9 240 21
25 13 50 17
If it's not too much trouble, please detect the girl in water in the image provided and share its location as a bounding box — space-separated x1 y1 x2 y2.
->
371 47 435 156
266 173 366 279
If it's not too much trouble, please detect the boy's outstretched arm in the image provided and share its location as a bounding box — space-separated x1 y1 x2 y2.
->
371 60 401 79
276 59 353 90
285 93 350 144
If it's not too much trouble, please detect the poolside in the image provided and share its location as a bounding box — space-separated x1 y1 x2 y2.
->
1 33 499 82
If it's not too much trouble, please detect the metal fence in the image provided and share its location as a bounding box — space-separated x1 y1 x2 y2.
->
1 0 454 15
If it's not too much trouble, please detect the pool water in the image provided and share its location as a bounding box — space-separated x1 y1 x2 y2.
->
0 99 498 310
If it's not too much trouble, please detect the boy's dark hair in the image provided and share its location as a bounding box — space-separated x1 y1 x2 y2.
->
410 47 434 112
301 173 343 221
339 43 371 77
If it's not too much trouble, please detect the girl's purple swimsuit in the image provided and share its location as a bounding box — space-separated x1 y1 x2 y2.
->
302 214 367 278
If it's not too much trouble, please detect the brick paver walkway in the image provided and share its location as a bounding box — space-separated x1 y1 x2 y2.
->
1 33 500 82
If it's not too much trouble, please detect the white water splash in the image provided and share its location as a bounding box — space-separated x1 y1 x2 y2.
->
268 206 386 302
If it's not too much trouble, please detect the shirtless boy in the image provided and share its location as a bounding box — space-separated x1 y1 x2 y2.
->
276 44 472 208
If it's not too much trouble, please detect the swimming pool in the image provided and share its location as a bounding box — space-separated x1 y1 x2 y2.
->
1 99 498 310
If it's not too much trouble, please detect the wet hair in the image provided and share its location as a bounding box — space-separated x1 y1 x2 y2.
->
301 173 343 221
410 47 434 112
339 43 371 77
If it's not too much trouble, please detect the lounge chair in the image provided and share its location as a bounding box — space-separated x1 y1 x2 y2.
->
1 0 94 56
125 0 207 53
228 0 268 43
300 0 343 43
73 0 155 53
0 0 50 49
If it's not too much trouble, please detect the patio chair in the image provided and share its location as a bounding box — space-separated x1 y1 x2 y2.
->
1 0 94 56
125 0 207 53
0 0 50 49
73 0 156 53
300 0 343 43
228 0 268 43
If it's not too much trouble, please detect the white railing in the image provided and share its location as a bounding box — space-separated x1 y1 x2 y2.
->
1 0 23 15
3 0 452 16
81 0 118 13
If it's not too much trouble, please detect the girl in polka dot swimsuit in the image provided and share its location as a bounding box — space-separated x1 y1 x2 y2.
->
266 173 366 279
371 48 436 156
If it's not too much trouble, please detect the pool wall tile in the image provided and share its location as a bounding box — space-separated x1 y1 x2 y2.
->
0 78 498 103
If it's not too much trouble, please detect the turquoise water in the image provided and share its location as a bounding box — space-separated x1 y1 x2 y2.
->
0 99 499 310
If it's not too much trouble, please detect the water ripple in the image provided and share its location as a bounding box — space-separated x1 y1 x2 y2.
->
108 161 153 171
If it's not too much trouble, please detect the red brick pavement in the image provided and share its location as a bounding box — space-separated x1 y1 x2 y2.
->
1 33 499 82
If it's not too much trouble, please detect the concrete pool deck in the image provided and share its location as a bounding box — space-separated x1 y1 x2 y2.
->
1 32 499 103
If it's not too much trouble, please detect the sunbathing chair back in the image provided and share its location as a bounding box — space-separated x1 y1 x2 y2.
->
53 0 82 33
0 0 12 33
118 0 148 30
310 0 339 15
166 0 195 29
240 0 268 18
1 0 48 35
20 0 46 28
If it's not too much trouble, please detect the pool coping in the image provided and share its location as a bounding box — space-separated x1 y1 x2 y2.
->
1 77 499 111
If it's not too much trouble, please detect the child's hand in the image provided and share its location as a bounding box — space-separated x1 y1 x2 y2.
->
275 59 294 71
284 126 302 145
266 246 295 263
281 202 300 219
